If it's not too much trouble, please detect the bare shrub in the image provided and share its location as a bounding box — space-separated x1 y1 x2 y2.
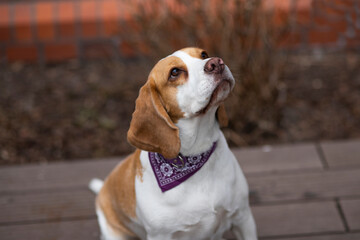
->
120 0 292 146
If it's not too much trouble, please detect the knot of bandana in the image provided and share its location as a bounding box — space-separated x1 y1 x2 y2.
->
148 142 217 192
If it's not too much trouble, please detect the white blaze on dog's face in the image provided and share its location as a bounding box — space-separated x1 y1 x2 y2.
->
166 47 235 118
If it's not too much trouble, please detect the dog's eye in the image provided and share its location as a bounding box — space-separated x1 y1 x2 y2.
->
169 68 181 80
201 51 209 59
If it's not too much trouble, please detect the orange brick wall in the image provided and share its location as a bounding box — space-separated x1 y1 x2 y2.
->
0 0 359 63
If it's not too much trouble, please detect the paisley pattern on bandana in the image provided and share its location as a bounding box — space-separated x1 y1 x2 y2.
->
149 142 217 192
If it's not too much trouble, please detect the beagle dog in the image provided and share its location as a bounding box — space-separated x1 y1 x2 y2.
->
89 47 257 240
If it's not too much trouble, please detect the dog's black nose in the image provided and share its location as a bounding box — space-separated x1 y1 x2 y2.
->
204 57 225 74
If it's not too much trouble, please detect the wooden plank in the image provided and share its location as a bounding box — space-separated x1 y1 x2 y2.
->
0 158 121 194
321 139 360 168
1 162 360 204
233 143 323 174
0 201 345 240
340 198 360 231
252 201 344 237
268 232 360 240
0 143 324 194
0 184 349 238
247 168 360 203
0 219 99 240
0 189 96 224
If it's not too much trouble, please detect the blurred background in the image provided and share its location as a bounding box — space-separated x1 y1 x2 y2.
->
0 0 359 165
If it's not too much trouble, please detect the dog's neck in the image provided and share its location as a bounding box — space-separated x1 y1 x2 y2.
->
176 107 220 156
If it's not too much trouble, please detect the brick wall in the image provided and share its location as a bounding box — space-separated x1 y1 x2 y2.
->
0 0 359 63
280 0 360 48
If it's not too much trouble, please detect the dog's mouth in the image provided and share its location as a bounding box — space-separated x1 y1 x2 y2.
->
196 79 232 115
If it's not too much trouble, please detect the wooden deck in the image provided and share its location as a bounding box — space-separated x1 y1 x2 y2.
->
1 139 360 240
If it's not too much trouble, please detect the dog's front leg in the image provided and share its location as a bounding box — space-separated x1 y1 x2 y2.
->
231 207 257 240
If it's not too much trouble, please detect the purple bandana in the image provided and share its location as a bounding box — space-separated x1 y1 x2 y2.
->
148 142 217 192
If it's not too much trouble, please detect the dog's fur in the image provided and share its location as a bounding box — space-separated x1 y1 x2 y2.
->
89 47 257 240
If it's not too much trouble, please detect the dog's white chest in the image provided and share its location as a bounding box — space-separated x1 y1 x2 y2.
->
134 140 248 239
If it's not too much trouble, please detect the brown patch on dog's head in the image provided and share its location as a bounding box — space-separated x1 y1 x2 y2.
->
127 56 188 158
150 56 188 121
180 47 209 60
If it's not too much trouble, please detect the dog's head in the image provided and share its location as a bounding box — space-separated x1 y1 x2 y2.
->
127 47 235 158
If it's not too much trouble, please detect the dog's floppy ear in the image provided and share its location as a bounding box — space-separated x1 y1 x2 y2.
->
216 103 228 127
127 79 181 159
